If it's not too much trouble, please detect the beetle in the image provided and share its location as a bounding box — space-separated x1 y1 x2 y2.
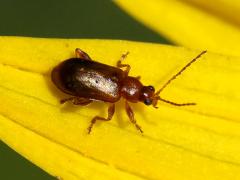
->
51 48 207 134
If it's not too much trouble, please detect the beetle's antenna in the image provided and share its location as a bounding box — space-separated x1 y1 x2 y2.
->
155 50 207 96
157 97 196 106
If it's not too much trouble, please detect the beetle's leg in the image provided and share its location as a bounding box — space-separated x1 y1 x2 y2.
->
117 52 131 76
60 97 92 106
87 104 115 134
72 98 93 105
135 76 141 80
60 97 75 104
75 48 92 60
125 101 143 133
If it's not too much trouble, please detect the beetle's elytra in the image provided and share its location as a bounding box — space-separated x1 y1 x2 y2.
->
51 48 207 134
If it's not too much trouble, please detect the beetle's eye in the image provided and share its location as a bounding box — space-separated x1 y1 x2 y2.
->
148 86 155 92
144 98 152 105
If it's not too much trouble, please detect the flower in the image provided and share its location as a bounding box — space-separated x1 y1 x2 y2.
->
1 1 240 179
115 0 240 56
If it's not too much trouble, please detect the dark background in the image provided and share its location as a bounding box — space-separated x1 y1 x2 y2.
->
0 0 169 179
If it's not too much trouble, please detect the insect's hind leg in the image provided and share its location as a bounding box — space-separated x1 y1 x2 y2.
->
75 48 92 60
87 104 115 134
60 97 92 105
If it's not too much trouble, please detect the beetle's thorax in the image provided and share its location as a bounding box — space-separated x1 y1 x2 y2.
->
120 76 143 103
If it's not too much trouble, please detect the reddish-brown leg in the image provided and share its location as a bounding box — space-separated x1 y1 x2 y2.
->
125 101 143 133
75 48 92 60
117 52 140 79
87 104 115 134
117 52 131 76
60 97 92 105
135 76 141 80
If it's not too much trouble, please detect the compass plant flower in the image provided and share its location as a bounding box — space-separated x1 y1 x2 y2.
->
1 1 240 179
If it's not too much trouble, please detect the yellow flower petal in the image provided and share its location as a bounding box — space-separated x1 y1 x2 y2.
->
181 0 240 25
1 36 240 179
114 0 240 56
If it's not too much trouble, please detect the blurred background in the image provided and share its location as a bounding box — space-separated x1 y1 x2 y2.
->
0 0 169 179
0 0 169 42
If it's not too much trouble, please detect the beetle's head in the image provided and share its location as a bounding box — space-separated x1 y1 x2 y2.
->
139 85 156 106
140 85 163 108
140 85 197 108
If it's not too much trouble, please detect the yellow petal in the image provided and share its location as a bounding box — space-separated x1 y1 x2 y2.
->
114 0 240 56
1 36 240 180
181 0 240 25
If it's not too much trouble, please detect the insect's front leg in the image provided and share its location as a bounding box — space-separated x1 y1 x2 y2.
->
117 52 131 76
125 101 143 133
